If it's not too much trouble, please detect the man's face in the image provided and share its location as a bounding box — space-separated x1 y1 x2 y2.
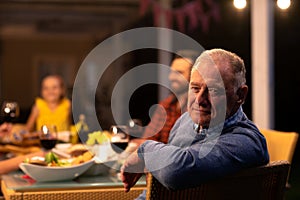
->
168 58 192 94
187 62 239 127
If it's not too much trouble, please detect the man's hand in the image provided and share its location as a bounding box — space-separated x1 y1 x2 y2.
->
120 150 145 192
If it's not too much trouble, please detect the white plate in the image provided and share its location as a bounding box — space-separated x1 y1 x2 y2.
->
19 159 95 182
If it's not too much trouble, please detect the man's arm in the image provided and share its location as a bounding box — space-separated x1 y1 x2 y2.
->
120 150 145 192
134 131 268 190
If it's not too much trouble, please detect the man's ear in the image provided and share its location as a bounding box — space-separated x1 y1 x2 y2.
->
236 85 248 104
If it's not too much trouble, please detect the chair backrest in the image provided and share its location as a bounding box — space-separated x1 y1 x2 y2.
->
260 129 299 163
146 160 290 200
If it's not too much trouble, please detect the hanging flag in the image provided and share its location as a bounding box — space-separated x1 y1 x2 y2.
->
139 0 221 33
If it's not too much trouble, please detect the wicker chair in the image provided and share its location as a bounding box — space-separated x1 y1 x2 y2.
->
146 160 290 200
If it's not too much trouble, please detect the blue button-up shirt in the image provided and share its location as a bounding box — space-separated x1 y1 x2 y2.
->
136 107 269 199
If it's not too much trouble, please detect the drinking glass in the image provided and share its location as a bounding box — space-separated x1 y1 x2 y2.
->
109 125 129 154
1 101 20 123
39 125 58 150
108 125 130 178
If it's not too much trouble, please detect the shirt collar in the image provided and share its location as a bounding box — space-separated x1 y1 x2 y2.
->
224 106 244 128
193 107 244 136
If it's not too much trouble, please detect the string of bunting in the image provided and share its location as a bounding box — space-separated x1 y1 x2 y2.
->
139 0 221 33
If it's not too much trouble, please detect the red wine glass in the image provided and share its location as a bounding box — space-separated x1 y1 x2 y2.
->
109 125 129 154
39 125 58 150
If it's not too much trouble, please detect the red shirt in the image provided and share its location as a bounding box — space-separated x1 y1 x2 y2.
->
143 94 187 144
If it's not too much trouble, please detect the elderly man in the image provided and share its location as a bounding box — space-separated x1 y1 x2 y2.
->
121 49 269 198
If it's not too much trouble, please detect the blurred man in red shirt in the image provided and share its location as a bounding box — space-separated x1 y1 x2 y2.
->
142 50 199 143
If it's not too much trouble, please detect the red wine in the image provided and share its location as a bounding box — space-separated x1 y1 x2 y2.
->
111 142 128 154
40 139 57 150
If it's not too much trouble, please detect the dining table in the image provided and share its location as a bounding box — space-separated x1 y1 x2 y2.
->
1 170 146 200
0 125 147 199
